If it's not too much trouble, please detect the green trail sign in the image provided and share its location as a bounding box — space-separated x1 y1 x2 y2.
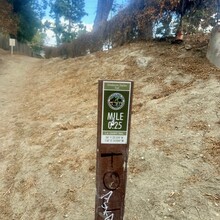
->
101 81 132 144
95 80 133 220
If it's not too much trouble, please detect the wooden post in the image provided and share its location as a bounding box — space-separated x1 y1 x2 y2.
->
95 80 133 220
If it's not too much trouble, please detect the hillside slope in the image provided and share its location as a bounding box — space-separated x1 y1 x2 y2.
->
0 41 219 220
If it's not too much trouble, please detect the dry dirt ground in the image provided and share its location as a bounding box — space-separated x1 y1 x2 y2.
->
0 39 220 220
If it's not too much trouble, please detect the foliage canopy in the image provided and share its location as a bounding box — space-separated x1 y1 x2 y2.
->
0 0 18 36
49 0 87 45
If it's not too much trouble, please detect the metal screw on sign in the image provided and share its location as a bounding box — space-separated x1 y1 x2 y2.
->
95 80 133 220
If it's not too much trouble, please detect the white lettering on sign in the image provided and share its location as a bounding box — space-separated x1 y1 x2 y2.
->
107 112 124 130
101 191 114 220
107 112 124 121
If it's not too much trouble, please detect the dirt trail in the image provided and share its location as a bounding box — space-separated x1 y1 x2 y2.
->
0 51 40 161
0 51 42 219
0 41 220 220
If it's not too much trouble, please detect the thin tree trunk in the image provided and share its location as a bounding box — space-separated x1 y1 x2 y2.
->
217 0 220 23
55 15 61 46
93 0 114 31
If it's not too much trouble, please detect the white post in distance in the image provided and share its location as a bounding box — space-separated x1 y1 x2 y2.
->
9 38 16 55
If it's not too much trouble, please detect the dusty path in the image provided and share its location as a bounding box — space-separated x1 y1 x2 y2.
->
0 52 39 120
0 51 97 220
0 41 219 220
0 52 42 219
0 51 41 165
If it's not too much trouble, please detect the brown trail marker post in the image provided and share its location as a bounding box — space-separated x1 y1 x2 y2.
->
95 80 133 220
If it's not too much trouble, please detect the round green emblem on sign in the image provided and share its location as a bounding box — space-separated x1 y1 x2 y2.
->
108 93 125 110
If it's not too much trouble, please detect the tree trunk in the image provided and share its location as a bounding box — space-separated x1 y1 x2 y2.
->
93 0 114 31
217 0 220 24
207 25 220 69
138 20 153 41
